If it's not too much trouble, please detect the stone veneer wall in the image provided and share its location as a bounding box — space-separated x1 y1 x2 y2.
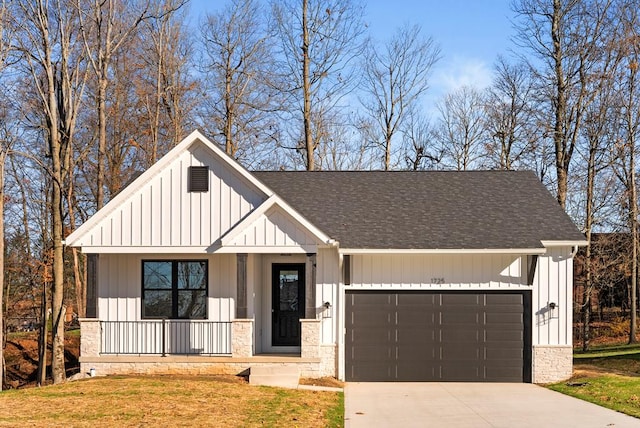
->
231 319 253 358
79 318 100 357
532 345 573 384
80 356 331 378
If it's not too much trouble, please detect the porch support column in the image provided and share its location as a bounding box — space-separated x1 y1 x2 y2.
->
236 253 248 319
301 319 321 358
232 319 253 357
305 253 317 319
79 318 100 357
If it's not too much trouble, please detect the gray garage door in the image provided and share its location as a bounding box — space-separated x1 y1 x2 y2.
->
345 291 531 382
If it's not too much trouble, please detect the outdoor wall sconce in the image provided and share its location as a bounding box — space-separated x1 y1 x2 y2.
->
549 302 557 317
323 301 332 318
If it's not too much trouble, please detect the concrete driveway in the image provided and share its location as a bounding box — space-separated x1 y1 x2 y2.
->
345 382 640 428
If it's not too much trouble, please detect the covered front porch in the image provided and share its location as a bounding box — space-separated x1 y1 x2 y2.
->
78 317 329 378
77 249 338 378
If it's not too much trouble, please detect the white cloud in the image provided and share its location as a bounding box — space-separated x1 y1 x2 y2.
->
431 56 493 95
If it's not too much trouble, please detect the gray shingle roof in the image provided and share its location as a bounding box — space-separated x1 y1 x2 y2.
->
253 170 585 250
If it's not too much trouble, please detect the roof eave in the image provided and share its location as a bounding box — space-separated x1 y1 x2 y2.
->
541 239 589 247
339 248 548 255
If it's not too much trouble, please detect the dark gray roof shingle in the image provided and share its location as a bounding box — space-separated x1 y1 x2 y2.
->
253 170 585 250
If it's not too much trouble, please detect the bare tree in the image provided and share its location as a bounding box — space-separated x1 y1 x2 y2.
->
612 2 640 343
513 0 616 208
271 0 365 170
14 0 86 383
433 86 487 170
199 0 275 162
137 0 195 166
483 57 537 170
401 110 441 170
0 0 14 390
359 24 440 170
77 0 186 209
580 73 622 350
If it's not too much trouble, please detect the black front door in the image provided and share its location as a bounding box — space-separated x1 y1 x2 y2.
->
272 263 305 346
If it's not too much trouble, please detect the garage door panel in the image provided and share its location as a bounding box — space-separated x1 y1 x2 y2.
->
485 311 522 327
397 365 438 381
345 291 530 382
442 345 480 360
441 311 480 325
397 310 438 326
485 366 523 381
397 330 438 347
351 345 394 360
397 293 437 306
349 363 395 381
486 347 523 360
441 364 481 380
485 329 523 342
349 328 393 343
441 328 480 343
485 294 523 305
441 294 481 305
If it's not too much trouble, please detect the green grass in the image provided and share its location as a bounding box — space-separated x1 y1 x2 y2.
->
547 344 640 419
549 375 640 418
574 343 640 359
324 391 345 427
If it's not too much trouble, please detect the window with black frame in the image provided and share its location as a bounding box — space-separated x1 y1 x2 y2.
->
142 260 207 319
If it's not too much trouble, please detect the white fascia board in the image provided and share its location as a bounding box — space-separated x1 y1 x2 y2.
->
344 284 535 291
65 130 274 247
213 245 319 254
74 246 214 254
339 248 548 255
220 194 332 247
541 240 589 247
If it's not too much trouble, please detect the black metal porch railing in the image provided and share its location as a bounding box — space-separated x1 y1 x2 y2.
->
100 320 232 355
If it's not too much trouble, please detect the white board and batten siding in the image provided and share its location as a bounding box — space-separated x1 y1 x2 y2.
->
97 253 236 323
78 140 266 251
532 246 574 347
349 253 527 290
316 248 341 345
222 205 323 253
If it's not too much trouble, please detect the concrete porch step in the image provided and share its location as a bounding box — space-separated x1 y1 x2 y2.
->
249 365 300 389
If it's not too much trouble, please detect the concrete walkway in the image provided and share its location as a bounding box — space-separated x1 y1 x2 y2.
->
345 382 640 428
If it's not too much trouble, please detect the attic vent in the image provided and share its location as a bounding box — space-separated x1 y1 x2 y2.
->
188 166 209 192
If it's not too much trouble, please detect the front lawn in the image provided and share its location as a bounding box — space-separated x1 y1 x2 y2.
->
547 344 640 419
0 375 344 427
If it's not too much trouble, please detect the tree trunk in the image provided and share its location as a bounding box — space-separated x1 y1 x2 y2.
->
582 143 596 351
630 158 638 344
51 137 67 383
301 0 314 171
551 0 568 209
96 79 107 210
0 150 4 390
37 281 48 386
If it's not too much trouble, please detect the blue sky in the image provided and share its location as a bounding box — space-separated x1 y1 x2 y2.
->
364 0 515 97
189 0 515 100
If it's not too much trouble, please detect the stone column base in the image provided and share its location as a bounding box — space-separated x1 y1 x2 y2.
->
79 318 101 357
231 319 254 358
300 319 321 359
532 345 573 384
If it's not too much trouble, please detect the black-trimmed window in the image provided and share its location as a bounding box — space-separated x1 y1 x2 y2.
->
142 260 207 319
